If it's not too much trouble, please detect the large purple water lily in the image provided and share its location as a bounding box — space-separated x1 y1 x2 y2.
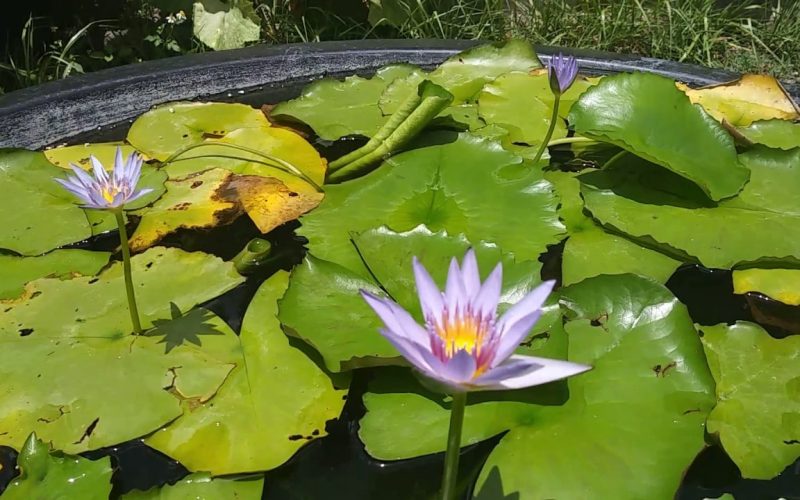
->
55 147 152 209
547 53 579 95
361 250 591 392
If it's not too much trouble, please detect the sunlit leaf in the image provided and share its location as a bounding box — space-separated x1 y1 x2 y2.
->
0 249 111 300
737 119 800 150
193 0 260 51
700 321 800 479
147 272 347 474
732 268 800 305
122 473 264 499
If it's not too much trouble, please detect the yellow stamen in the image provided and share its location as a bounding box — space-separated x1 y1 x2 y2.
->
101 187 119 203
437 315 483 357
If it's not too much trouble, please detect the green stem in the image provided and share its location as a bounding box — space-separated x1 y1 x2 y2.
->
604 149 629 170
114 209 142 335
530 93 562 166
440 392 467 500
547 136 597 147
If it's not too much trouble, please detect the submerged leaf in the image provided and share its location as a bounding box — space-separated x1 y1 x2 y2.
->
146 272 347 475
122 473 263 499
1 433 112 500
700 321 800 479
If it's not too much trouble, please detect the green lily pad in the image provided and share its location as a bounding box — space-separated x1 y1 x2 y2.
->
270 65 424 141
192 0 260 51
580 157 800 268
700 321 800 479
474 274 715 499
0 246 244 338
1 433 112 500
0 308 238 453
730 146 800 215
476 71 599 146
122 473 264 499
0 249 111 300
280 225 544 372
127 102 271 160
562 227 682 286
732 268 800 305
299 132 564 278
477 72 568 146
146 271 348 475
0 149 92 255
569 72 749 201
738 119 800 150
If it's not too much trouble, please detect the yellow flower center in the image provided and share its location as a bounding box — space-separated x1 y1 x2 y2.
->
101 186 120 203
437 314 484 358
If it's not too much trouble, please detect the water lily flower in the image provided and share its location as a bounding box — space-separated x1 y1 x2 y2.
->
548 53 579 96
361 250 591 392
56 147 152 209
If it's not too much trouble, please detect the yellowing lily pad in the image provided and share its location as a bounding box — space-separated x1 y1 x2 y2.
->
147 271 347 475
732 268 800 305
45 142 140 168
0 308 239 454
0 246 244 339
678 74 800 126
232 174 323 233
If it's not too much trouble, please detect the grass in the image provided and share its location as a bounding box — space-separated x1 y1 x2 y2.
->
2 0 800 95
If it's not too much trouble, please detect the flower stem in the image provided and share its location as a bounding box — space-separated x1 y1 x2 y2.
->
114 210 142 335
547 136 597 147
530 93 562 167
440 391 467 500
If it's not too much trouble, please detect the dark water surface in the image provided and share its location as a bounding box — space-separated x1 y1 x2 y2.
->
3 88 800 499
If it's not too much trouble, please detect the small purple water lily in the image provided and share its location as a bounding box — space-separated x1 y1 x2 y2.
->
361 250 591 392
56 147 152 209
547 53 579 95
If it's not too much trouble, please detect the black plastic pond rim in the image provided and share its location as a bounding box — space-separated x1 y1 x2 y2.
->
1 39 796 150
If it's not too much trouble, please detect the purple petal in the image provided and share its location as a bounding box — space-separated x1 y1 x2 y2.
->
497 280 554 335
413 257 444 326
90 155 109 184
489 310 541 367
473 262 502 319
361 290 429 344
444 257 466 314
472 354 591 391
127 188 154 204
113 147 126 185
460 249 481 298
379 328 440 374
439 349 477 385
55 178 91 204
68 164 97 189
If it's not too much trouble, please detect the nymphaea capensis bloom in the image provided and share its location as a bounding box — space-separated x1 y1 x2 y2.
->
361 250 591 392
547 53 579 96
56 147 152 209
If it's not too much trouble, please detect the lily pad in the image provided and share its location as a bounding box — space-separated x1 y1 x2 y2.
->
731 146 800 215
299 132 565 278
477 72 568 145
193 0 260 51
0 308 239 453
569 72 749 201
122 473 264 499
270 65 424 141
733 268 800 305
279 225 544 372
146 271 347 475
1 433 112 500
737 119 800 150
474 274 715 499
127 102 271 160
580 157 800 268
700 321 800 479
0 249 111 300
0 246 244 338
678 74 799 126
0 149 92 255
562 227 682 286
